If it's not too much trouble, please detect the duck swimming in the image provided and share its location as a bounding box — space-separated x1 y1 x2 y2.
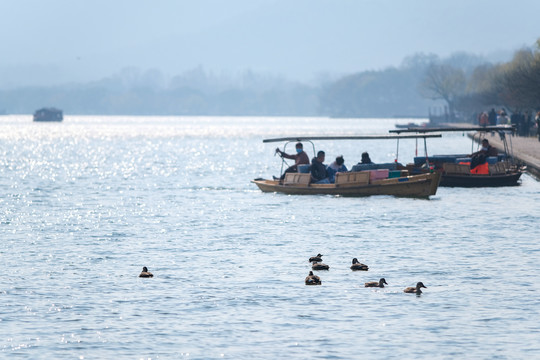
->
312 262 329 270
309 254 323 263
365 278 387 288
139 266 153 278
404 282 426 294
350 258 369 271
305 271 321 285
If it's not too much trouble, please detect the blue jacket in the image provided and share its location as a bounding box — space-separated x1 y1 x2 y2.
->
326 164 348 183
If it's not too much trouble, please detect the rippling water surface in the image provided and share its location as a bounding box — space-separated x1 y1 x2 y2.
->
1 116 539 359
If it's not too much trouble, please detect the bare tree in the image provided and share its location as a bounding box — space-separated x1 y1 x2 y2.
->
419 63 466 118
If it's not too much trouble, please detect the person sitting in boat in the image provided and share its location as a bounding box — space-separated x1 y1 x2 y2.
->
361 152 373 164
469 139 497 173
470 139 498 159
326 155 348 183
311 150 330 184
275 142 310 180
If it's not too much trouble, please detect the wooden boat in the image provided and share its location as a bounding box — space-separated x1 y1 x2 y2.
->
390 125 523 187
252 135 442 198
33 107 63 122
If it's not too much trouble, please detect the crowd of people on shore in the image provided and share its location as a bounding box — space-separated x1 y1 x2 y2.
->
477 108 540 141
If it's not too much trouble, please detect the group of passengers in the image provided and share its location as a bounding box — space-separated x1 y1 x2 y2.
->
275 142 372 184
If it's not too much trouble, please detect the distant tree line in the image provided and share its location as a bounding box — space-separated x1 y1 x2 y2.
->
321 42 540 121
0 58 445 117
0 67 319 116
319 53 448 118
1 42 538 118
418 39 540 123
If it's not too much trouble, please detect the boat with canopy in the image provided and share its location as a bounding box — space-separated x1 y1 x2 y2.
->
390 125 523 187
251 134 442 198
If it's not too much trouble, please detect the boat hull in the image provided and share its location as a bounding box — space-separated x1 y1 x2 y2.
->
252 172 441 198
440 171 522 187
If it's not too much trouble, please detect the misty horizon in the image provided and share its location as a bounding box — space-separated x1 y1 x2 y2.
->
1 0 539 89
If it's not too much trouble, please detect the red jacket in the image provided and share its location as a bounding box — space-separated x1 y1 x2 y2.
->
470 162 489 174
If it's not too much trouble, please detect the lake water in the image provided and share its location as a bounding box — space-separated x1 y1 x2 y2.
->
1 116 539 359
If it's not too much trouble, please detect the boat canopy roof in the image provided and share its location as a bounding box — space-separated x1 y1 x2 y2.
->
262 134 442 143
390 125 515 134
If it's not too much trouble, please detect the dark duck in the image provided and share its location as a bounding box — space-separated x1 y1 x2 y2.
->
139 266 153 278
404 282 426 294
312 261 329 270
365 278 387 288
305 271 321 285
350 258 369 271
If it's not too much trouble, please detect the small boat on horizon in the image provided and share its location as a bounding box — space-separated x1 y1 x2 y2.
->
394 122 428 129
33 107 63 122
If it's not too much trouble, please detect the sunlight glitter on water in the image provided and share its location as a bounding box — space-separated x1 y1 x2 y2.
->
1 115 539 359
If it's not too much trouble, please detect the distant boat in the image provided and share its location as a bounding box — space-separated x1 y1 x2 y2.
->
33 107 63 122
395 122 427 129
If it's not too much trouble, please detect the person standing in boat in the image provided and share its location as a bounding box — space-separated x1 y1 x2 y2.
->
311 150 330 184
275 142 310 180
327 155 348 183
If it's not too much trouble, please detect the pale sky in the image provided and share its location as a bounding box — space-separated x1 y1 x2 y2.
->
0 0 538 87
